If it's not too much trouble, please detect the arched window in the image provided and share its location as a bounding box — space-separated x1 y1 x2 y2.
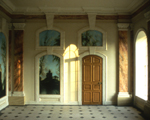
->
39 55 60 94
135 30 148 100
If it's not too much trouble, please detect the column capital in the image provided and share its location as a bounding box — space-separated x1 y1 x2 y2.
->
144 11 150 22
117 23 130 31
9 23 26 30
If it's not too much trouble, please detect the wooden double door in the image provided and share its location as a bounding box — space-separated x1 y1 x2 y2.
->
82 55 102 105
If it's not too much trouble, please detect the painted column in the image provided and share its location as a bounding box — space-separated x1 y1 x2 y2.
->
9 23 25 105
144 11 150 119
117 23 132 105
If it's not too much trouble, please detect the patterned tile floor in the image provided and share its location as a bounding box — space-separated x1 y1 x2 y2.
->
0 105 146 120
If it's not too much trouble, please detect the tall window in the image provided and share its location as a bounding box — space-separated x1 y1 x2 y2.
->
135 30 148 100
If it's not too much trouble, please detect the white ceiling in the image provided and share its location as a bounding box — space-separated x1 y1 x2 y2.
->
0 0 149 15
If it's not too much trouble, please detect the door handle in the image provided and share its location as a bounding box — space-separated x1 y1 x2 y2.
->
98 82 102 84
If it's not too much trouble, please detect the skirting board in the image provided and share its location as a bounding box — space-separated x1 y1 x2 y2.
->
117 92 132 106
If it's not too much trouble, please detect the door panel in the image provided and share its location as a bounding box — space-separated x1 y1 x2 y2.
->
83 65 91 82
82 55 102 105
93 65 100 82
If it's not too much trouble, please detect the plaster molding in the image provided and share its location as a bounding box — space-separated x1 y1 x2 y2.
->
9 23 26 30
87 13 97 29
144 11 150 22
117 23 130 31
45 13 54 29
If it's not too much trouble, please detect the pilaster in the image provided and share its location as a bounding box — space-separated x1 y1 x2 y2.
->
8 23 25 105
117 23 132 105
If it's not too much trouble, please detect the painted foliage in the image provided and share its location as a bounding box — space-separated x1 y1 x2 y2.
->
39 55 60 94
0 32 6 98
39 30 60 46
82 30 103 46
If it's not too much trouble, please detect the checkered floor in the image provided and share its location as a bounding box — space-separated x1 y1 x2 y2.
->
0 105 145 120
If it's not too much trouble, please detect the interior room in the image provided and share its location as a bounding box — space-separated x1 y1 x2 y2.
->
0 0 150 119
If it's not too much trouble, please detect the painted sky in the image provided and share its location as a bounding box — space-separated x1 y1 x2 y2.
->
39 30 60 46
39 55 60 80
82 30 103 46
0 32 6 83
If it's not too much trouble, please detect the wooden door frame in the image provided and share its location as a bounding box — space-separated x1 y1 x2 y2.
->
78 52 106 105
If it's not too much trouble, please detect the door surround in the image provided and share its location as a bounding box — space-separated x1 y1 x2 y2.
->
78 52 106 105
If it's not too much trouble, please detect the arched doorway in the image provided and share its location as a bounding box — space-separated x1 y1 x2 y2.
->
82 55 103 105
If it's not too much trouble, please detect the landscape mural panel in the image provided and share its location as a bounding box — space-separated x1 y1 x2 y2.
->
39 30 60 46
0 32 6 98
39 55 60 94
82 30 103 46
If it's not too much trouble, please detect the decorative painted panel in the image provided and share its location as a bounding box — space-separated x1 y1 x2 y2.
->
39 55 60 94
119 31 128 92
39 30 60 46
0 32 6 98
9 30 23 91
82 30 103 46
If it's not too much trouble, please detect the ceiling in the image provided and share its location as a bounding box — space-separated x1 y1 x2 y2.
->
0 0 149 15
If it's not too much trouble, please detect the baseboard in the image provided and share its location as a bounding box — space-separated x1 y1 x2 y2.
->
117 92 132 106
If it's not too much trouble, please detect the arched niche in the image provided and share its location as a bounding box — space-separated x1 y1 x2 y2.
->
35 51 64 104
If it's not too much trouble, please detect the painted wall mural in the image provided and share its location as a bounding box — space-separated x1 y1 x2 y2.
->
0 32 6 98
39 55 60 94
82 30 103 46
39 30 60 46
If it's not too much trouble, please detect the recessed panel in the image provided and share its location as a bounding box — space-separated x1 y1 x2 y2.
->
84 84 92 90
93 57 101 63
93 84 100 90
84 92 92 102
83 65 91 82
93 65 100 82
93 92 100 102
83 57 91 63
